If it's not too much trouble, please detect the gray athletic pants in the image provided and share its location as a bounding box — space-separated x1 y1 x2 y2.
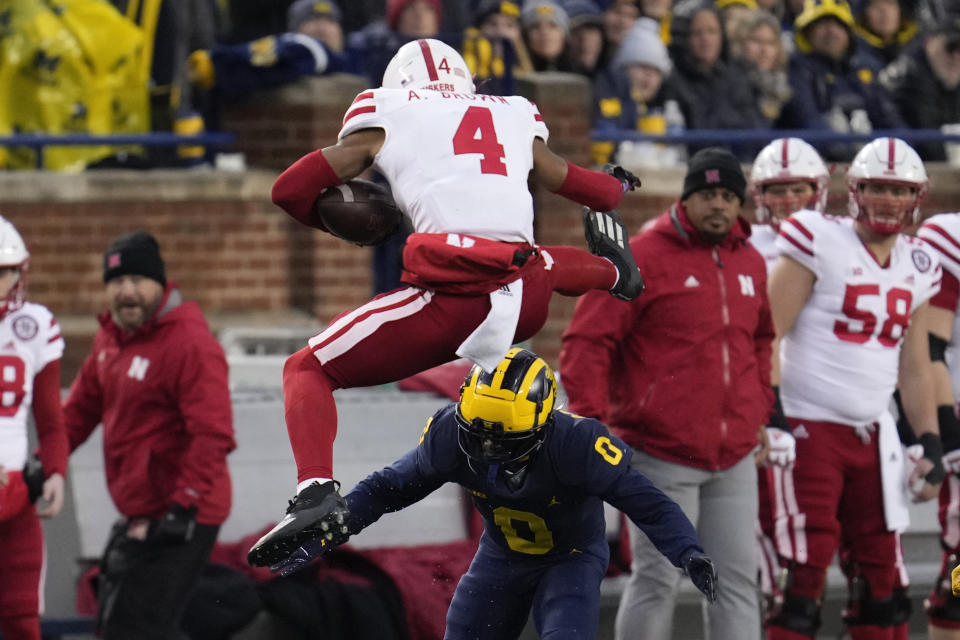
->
614 450 761 640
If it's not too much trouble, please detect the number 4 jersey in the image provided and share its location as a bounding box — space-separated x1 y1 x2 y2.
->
0 302 63 471
777 210 941 426
339 88 549 244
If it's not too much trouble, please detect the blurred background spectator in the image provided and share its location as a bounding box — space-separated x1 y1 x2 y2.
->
852 0 919 66
732 10 793 125
565 0 612 77
882 17 960 161
667 2 766 157
782 0 905 158
186 0 351 99
461 0 534 92
522 0 575 71
603 0 644 54
592 18 681 166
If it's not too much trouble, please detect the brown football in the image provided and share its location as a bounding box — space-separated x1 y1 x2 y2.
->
312 179 402 246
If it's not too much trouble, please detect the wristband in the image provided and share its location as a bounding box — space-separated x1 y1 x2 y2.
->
768 386 791 432
920 432 946 485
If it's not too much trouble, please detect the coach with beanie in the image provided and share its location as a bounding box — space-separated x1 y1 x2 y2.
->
561 147 774 640
64 230 236 639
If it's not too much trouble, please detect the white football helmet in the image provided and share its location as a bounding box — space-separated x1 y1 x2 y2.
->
382 38 476 94
0 216 28 318
749 137 829 226
846 137 928 235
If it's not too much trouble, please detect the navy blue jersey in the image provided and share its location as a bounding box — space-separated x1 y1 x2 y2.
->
345 405 701 566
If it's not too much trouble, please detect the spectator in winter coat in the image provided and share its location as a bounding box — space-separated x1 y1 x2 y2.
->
852 0 918 66
522 0 575 71
781 0 906 158
667 3 767 157
732 10 793 124
592 17 677 165
882 18 960 161
64 231 236 640
561 147 775 640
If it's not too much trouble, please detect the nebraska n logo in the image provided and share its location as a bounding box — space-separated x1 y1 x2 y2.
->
127 356 150 381
738 274 755 296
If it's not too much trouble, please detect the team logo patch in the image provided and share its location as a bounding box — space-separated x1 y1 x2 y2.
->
12 315 37 341
911 249 932 273
705 169 720 183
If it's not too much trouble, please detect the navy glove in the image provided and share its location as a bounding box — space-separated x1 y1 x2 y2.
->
683 550 718 603
604 164 641 192
151 503 197 544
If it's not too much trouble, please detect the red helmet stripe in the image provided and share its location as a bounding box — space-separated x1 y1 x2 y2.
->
781 138 789 169
418 39 440 82
887 137 895 171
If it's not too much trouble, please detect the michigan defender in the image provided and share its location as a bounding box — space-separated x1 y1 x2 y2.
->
274 349 718 640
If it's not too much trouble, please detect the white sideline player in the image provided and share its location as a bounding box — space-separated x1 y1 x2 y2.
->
765 137 942 640
917 212 960 639
0 216 67 639
747 137 830 621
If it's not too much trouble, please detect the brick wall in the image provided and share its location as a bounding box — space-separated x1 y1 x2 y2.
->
2 72 960 379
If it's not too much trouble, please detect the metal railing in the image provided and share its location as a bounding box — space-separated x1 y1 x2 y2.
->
590 127 960 145
0 132 237 169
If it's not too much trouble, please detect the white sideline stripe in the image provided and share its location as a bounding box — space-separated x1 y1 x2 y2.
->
309 287 423 346
773 467 793 560
310 288 433 364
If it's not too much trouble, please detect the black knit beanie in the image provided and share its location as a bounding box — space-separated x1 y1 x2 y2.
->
681 147 746 204
103 230 166 285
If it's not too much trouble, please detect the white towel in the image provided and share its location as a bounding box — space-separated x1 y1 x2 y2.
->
456 279 523 373
878 411 911 532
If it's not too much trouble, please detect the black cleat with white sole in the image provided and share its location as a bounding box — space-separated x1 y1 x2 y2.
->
247 480 351 568
582 207 644 301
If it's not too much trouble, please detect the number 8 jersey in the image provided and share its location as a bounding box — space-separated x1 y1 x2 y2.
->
776 210 941 426
339 88 549 244
0 302 63 471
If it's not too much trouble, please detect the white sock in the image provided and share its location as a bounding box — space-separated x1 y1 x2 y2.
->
297 477 332 494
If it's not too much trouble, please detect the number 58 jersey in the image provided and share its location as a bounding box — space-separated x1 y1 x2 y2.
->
776 210 941 426
339 88 549 244
0 302 63 470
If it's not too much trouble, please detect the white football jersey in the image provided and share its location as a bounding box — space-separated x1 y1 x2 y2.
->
750 224 780 273
776 210 941 426
0 303 63 470
339 88 549 243
918 212 960 400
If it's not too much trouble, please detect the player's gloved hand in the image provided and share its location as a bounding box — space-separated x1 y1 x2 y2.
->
152 503 198 544
603 164 642 193
582 208 644 301
269 513 355 577
766 427 796 467
682 550 718 603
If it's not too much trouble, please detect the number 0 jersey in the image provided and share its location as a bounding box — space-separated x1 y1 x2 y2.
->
345 405 701 565
0 303 63 470
776 210 941 426
918 213 960 400
339 88 549 244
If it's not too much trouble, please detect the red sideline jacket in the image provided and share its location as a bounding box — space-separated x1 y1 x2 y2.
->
64 285 235 525
560 204 774 471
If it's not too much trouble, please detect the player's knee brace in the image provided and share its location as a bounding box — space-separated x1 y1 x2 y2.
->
842 574 912 627
765 592 822 637
926 554 960 624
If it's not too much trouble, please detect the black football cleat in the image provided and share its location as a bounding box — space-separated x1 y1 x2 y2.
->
582 207 644 301
247 480 350 567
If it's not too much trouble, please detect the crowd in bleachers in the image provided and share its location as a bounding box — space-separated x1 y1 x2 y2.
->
181 0 960 165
